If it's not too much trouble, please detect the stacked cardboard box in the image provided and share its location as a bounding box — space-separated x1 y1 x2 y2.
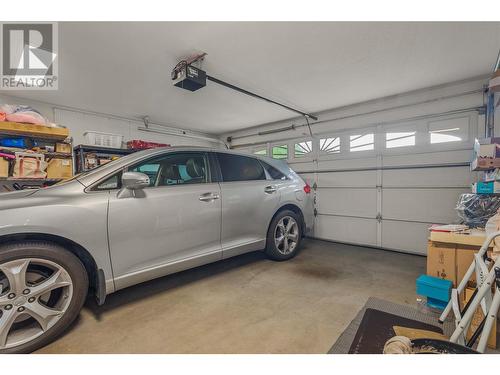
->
471 138 500 172
471 138 500 196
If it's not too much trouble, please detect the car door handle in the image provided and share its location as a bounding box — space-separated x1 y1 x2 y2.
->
264 185 277 194
199 192 220 202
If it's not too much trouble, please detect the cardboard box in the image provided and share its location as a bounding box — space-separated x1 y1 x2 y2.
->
471 139 500 171
47 158 73 179
427 241 457 285
456 247 477 286
55 142 72 154
471 157 500 171
0 158 9 177
464 287 497 349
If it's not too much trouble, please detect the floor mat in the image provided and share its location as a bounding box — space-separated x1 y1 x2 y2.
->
347 308 443 354
328 297 456 354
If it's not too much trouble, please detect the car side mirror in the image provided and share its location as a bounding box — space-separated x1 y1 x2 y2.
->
121 172 150 190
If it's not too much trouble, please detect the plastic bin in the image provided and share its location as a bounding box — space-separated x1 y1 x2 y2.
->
416 275 452 311
83 131 123 149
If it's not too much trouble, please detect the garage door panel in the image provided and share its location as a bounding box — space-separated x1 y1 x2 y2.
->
289 161 315 173
382 220 430 255
317 170 377 188
297 173 316 185
317 157 378 171
382 149 472 167
314 215 378 246
382 188 467 223
317 188 377 217
383 167 472 188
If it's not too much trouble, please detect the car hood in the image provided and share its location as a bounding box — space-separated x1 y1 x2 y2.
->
0 180 84 211
0 189 38 200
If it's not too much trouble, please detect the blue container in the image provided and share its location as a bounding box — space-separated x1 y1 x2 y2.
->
426 297 449 310
416 275 452 311
474 181 495 194
0 138 26 148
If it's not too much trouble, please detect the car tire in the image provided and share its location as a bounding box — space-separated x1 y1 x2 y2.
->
265 209 302 261
0 241 88 354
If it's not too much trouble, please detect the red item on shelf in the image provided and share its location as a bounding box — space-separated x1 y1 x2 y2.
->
127 140 170 150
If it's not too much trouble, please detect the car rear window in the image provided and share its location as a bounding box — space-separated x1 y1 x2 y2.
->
217 153 266 182
261 162 287 180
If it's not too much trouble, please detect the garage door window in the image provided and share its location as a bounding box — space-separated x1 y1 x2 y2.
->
253 147 267 156
428 117 469 144
386 131 416 148
320 137 340 154
429 128 464 144
272 144 288 159
217 153 266 182
294 141 312 158
350 134 374 152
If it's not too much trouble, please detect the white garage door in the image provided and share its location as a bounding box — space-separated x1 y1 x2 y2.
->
241 111 478 255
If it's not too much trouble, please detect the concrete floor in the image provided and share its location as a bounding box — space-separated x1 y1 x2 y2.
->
36 239 425 353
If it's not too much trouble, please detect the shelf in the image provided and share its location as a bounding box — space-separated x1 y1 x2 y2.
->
0 121 69 141
0 177 62 182
74 144 134 155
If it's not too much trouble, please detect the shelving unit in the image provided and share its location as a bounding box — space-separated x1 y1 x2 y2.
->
0 121 69 140
74 144 134 174
0 122 72 193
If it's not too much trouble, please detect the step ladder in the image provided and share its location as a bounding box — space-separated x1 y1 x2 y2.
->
439 231 500 353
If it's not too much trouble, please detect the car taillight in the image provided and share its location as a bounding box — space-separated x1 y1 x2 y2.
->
303 184 311 194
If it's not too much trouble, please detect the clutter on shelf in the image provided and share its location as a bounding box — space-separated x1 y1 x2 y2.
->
73 145 133 174
471 138 500 171
74 135 170 174
126 139 170 150
0 104 73 193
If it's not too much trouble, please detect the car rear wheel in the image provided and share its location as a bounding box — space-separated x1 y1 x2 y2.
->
0 241 88 353
265 210 302 261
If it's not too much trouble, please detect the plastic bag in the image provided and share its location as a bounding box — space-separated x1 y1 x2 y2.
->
456 193 500 228
0 104 47 125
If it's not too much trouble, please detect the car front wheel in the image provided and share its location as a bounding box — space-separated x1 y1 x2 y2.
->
0 241 88 353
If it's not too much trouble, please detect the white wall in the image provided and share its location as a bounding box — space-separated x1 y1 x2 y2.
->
0 94 222 148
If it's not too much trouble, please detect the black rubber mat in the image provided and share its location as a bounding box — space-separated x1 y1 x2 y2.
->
347 308 443 354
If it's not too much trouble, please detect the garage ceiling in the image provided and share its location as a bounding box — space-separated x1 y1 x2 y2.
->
8 22 500 134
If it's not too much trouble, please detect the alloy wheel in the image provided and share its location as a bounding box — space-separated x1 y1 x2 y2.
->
274 216 299 255
0 258 73 350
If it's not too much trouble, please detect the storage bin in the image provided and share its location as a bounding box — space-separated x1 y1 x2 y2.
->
416 275 452 311
13 152 47 179
83 131 123 149
0 137 27 148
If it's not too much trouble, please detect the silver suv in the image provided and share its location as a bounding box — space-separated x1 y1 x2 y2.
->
0 147 313 353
